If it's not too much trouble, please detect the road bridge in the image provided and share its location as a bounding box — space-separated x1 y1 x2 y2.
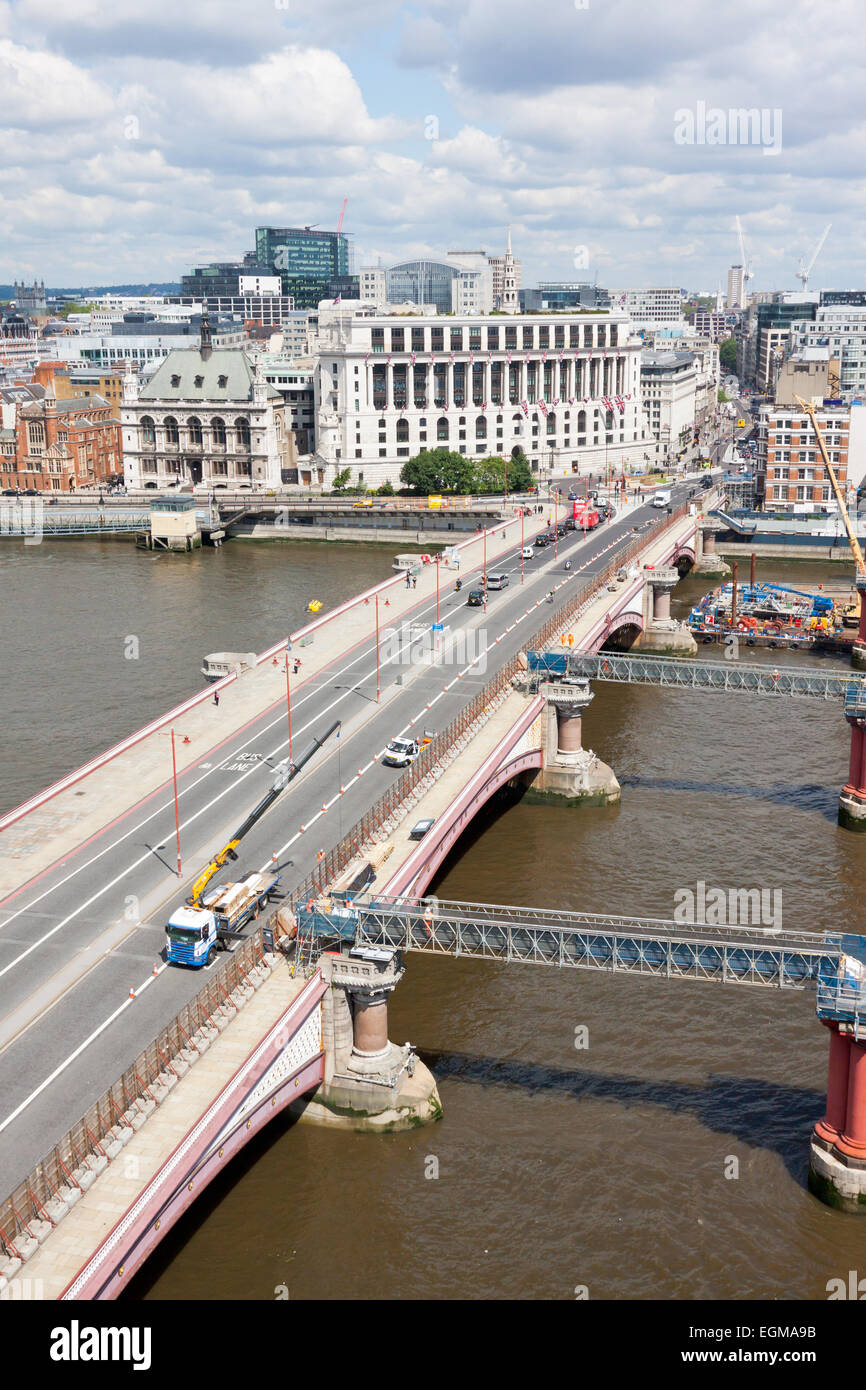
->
8 481 797 1296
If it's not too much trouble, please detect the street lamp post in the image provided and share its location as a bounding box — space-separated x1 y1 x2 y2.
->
170 728 182 877
375 592 381 702
483 525 487 610
284 647 293 763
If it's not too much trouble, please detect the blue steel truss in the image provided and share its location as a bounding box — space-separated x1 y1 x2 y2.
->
528 650 859 701
296 895 866 1033
0 512 151 538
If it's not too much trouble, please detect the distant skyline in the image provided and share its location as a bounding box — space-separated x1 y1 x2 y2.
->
2 0 863 293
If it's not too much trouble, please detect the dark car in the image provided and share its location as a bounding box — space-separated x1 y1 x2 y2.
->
466 588 485 607
534 534 548 547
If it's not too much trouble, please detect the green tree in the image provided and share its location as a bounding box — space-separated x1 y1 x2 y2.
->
377 480 395 496
718 388 731 403
332 467 351 491
719 337 737 371
473 452 534 494
399 447 475 495
57 301 96 319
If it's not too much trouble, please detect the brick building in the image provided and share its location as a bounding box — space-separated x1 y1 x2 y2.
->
0 385 122 491
756 402 866 513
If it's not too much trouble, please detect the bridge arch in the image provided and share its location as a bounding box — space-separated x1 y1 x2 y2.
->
385 749 543 899
671 544 696 575
593 611 644 652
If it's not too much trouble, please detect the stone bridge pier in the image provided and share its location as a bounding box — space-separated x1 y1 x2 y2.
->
632 566 697 656
694 518 731 576
292 946 441 1131
526 679 620 807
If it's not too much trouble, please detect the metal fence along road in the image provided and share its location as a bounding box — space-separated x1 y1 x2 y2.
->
0 498 694 1261
0 927 274 1268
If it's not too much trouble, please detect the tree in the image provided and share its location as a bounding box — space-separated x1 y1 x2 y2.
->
377 480 395 496
332 467 351 491
473 451 534 494
719 337 737 372
400 447 475 495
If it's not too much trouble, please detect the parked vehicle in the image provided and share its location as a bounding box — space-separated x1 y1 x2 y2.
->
382 736 422 767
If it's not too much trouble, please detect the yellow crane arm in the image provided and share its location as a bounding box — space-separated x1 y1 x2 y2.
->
794 396 865 574
188 840 241 907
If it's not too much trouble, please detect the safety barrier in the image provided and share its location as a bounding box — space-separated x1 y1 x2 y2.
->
0 497 693 1259
285 502 691 911
0 927 273 1270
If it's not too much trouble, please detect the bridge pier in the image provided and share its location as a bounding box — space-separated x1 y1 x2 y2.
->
852 575 866 671
839 705 866 831
525 680 620 806
694 519 731 577
291 946 441 1131
810 1025 866 1212
632 567 697 656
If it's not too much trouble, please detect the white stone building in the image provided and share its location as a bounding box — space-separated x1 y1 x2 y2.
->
359 267 388 304
307 307 650 486
640 350 700 465
789 304 866 399
608 287 684 329
121 322 293 489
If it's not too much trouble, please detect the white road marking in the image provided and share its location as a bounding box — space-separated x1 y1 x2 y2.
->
0 962 168 1137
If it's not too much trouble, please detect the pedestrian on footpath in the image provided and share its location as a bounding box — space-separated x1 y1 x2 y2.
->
293 657 301 675
405 569 411 588
213 691 220 707
412 574 417 588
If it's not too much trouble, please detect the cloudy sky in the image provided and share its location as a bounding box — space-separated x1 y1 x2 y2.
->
1 0 863 292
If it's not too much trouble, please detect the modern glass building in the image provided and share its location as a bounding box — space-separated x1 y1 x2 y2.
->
181 255 271 299
386 261 459 314
255 227 350 308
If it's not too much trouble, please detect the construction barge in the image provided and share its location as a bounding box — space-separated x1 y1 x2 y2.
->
688 580 859 651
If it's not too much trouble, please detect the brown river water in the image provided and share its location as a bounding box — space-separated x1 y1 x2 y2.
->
4 539 864 1299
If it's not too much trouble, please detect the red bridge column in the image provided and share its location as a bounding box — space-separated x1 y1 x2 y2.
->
838 1040 866 1161
810 1027 866 1212
839 715 866 832
814 1025 851 1145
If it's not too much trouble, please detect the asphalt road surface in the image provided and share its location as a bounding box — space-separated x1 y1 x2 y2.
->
0 480 698 1188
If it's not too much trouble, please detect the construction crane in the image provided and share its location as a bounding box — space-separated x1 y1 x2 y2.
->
794 395 864 576
336 198 348 235
187 720 341 907
735 215 754 288
796 224 831 291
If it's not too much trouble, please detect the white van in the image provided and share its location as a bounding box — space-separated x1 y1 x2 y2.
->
651 490 672 508
486 572 509 590
521 547 534 561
